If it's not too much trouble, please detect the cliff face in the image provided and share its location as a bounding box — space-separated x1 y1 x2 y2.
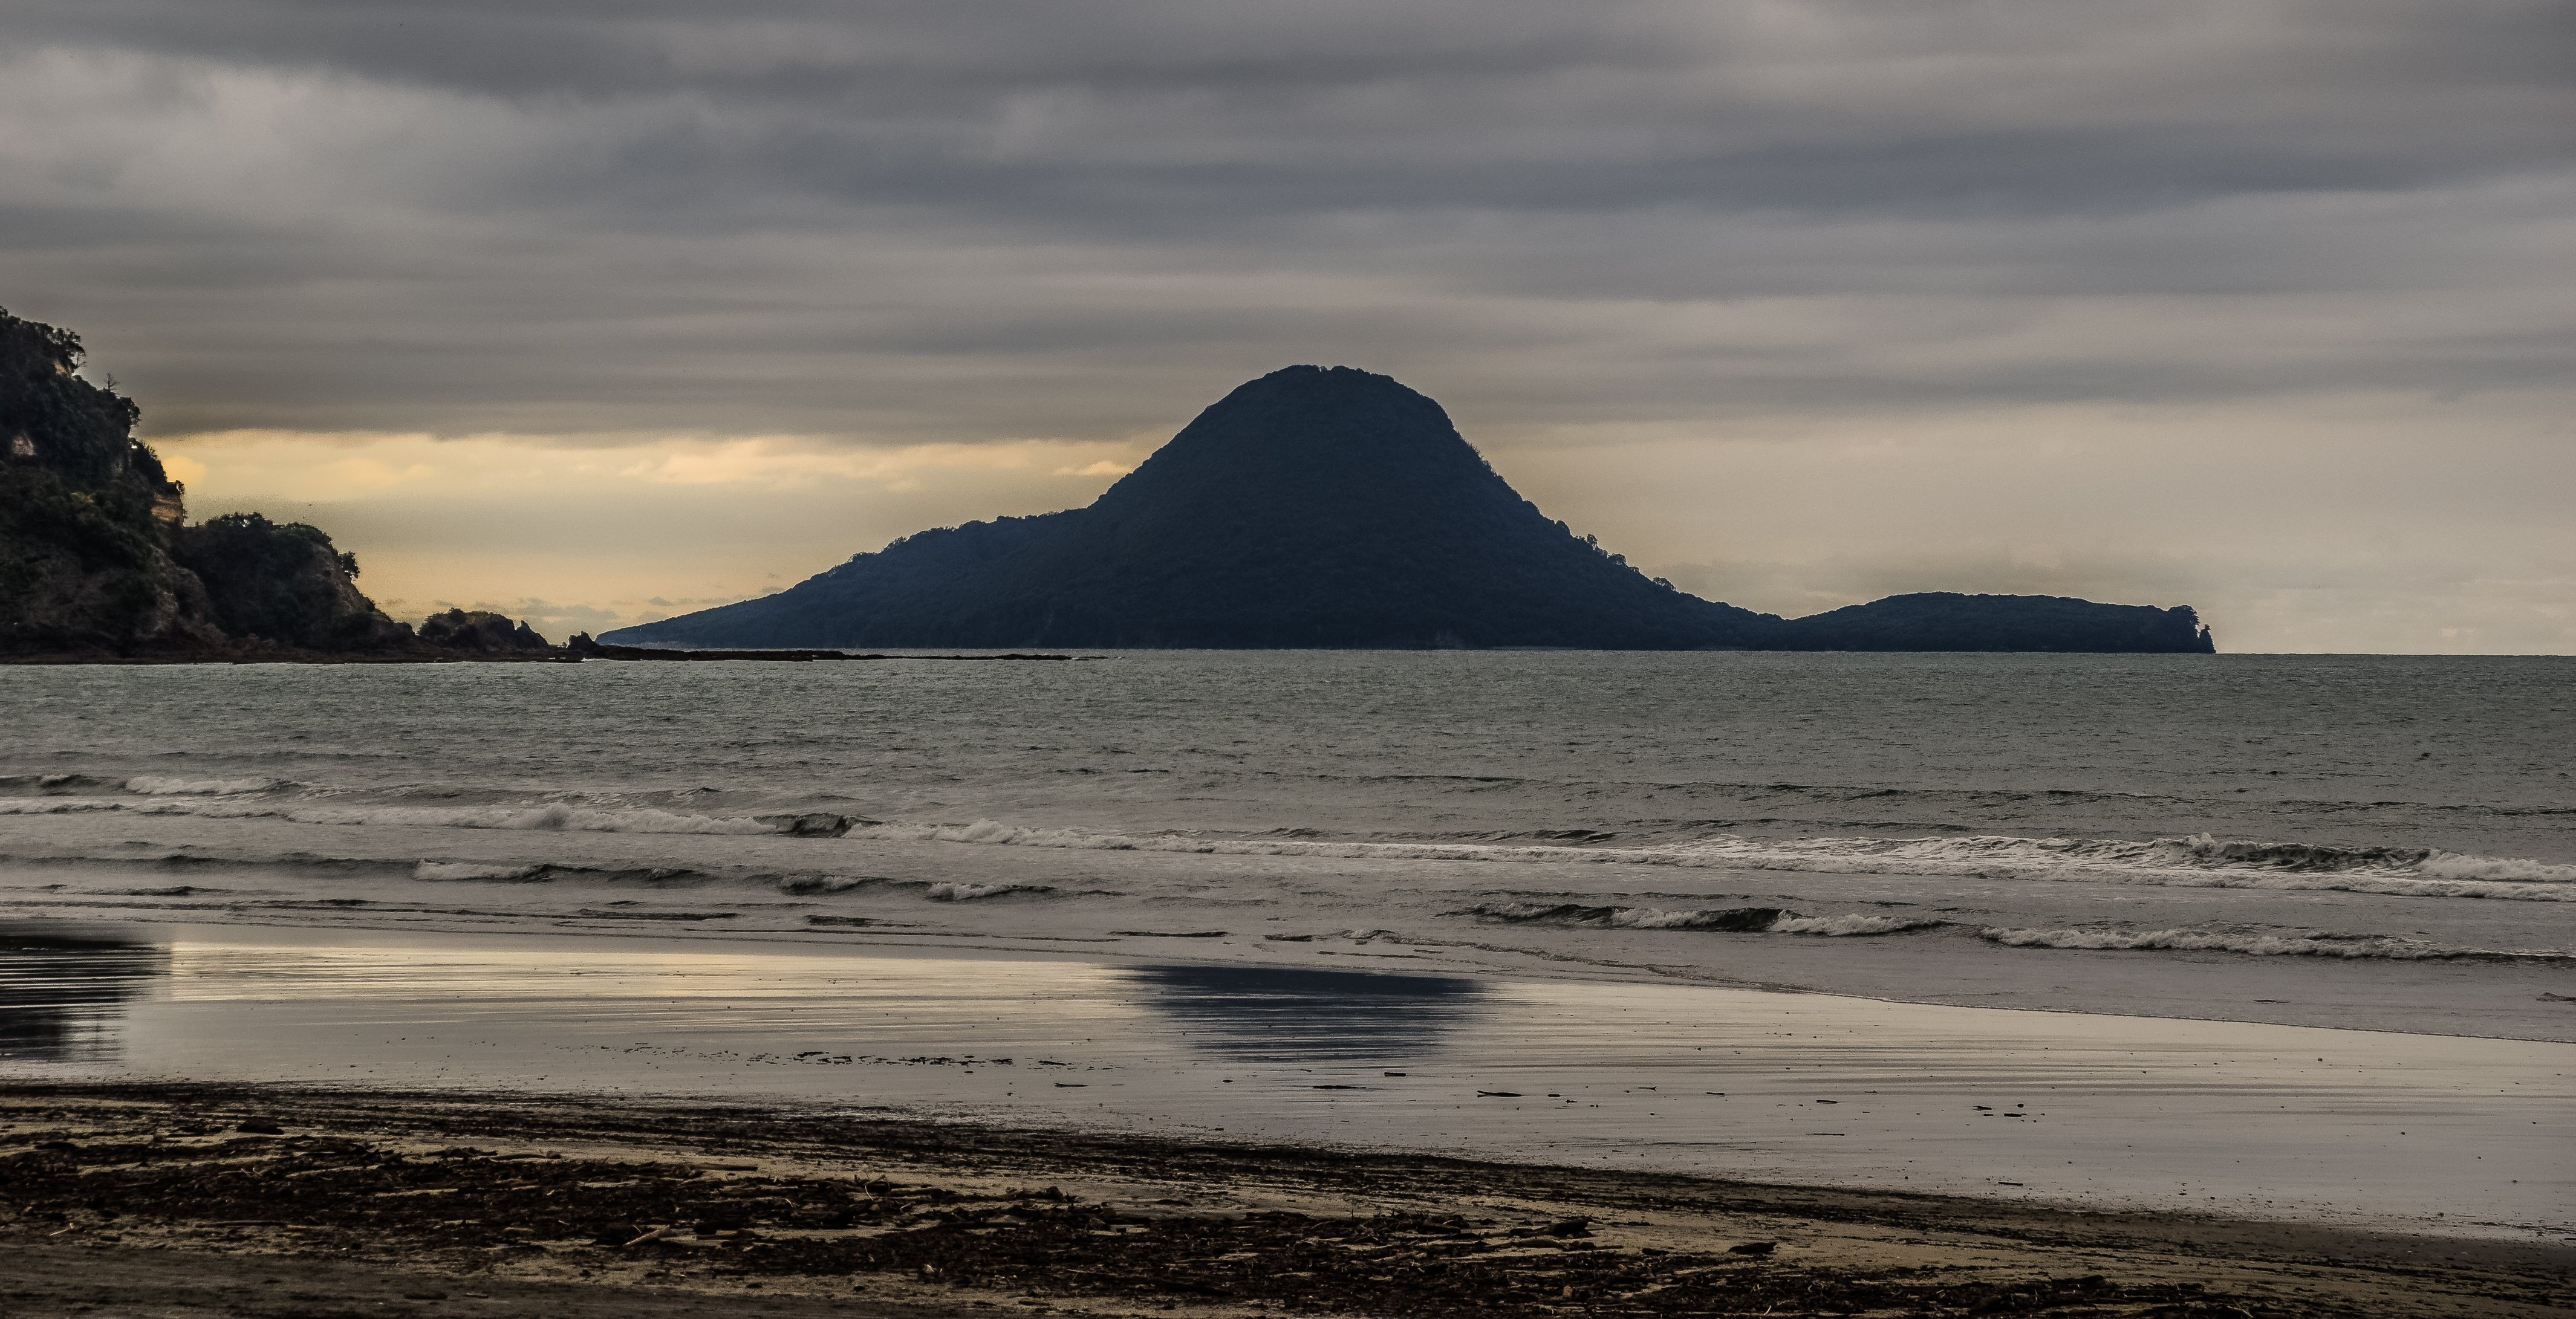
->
609 366 2217 653
0 307 415 656
0 309 229 652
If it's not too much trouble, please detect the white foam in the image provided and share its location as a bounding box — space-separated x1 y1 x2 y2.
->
1463 902 1939 937
1771 913 1943 936
7 796 796 835
1605 906 1724 929
0 799 119 816
847 819 2574 901
1979 926 2565 961
123 776 278 796
413 861 543 882
923 881 1044 901
2415 851 2576 883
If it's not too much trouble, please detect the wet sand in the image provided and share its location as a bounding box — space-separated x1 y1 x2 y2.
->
7 923 2569 1241
4 1084 2570 1318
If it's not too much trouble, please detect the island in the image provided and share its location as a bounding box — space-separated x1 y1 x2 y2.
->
608 366 2215 653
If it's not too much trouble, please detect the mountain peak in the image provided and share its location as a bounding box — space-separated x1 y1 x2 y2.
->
607 369 2214 652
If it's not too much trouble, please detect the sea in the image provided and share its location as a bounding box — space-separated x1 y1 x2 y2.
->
4 651 2569 1042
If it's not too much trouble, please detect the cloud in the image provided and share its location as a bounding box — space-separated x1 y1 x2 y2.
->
2 0 2569 649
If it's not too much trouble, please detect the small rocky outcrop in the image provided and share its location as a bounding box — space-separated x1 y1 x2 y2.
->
1771 591 2213 652
418 609 550 651
171 513 414 651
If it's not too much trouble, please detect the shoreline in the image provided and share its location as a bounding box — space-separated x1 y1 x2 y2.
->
7 920 2567 1239
19 906 2576 1048
5 1083 2568 1318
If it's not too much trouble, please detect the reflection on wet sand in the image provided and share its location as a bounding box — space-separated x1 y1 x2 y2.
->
0 922 2563 1233
1122 965 1486 1063
0 924 169 1064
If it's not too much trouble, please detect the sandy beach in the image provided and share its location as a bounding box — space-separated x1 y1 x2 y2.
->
10 924 2569 1232
5 1082 2571 1318
6 922 2574 1314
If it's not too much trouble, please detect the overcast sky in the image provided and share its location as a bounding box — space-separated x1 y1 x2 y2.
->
7 0 2571 650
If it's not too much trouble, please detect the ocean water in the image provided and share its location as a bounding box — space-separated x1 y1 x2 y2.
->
2 652 2571 1040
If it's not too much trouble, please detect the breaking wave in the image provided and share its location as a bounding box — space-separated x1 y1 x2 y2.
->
1460 902 1939 936
7 780 2566 903
0 795 859 837
923 881 1053 902
0 773 285 797
851 820 2573 900
1771 913 1948 936
122 776 282 796
0 774 132 796
412 861 545 883
1979 926 2574 962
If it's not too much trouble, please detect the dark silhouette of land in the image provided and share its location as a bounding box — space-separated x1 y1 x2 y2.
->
0 306 551 660
610 366 2215 652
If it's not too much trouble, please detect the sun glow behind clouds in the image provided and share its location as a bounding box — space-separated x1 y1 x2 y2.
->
162 430 1147 635
148 385 2576 653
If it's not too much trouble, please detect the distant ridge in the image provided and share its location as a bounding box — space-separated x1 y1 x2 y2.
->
608 367 2214 653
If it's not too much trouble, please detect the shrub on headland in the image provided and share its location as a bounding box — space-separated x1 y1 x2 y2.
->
1 306 542 658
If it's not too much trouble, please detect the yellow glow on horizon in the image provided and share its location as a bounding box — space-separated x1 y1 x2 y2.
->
148 428 1151 635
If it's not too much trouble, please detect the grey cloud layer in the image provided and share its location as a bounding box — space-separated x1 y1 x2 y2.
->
5 0 2570 441
5 1 2573 651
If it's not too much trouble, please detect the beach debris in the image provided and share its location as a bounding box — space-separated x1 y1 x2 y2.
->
1109 930 1229 938
1476 1091 1521 1097
1055 1083 1087 1087
0 1102 2406 1319
1263 934 1314 942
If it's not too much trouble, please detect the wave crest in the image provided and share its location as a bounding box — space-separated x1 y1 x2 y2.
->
123 776 281 796
847 819 2572 901
923 881 1052 902
1458 902 1933 936
1979 925 2571 962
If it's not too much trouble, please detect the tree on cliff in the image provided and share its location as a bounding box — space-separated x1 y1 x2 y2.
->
1 306 415 655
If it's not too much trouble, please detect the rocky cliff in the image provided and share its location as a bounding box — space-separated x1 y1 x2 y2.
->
609 366 2216 652
1 307 230 653
1 306 541 659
